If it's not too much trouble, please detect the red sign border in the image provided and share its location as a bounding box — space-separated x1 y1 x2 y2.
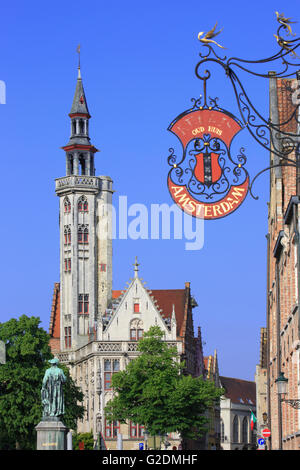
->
168 175 249 220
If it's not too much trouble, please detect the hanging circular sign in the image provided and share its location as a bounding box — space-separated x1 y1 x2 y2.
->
167 105 249 219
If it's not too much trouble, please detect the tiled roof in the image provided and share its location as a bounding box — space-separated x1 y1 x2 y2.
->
149 288 187 337
49 283 191 347
220 376 256 406
49 283 60 354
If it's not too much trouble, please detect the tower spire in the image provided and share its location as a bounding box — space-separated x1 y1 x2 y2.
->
62 53 98 176
77 44 81 70
134 256 140 278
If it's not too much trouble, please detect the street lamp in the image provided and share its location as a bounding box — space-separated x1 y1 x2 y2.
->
275 372 300 450
275 371 288 450
275 372 288 396
276 372 300 409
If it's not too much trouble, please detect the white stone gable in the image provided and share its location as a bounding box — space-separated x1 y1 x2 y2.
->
103 277 175 341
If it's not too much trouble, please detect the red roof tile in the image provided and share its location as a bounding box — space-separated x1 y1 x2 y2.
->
49 283 60 339
220 376 256 406
149 289 187 336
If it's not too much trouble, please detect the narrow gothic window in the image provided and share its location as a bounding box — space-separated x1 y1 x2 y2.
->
78 294 88 314
78 196 88 212
233 415 239 443
79 155 86 175
78 225 89 244
134 303 140 313
84 294 89 313
64 327 71 348
100 264 106 272
104 359 120 390
220 419 225 443
64 259 71 272
64 226 71 245
79 119 84 134
242 417 248 443
64 198 71 213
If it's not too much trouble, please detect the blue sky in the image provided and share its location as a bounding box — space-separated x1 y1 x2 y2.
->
0 0 299 381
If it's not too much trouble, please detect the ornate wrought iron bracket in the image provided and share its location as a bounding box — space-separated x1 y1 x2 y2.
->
282 398 300 409
195 18 300 198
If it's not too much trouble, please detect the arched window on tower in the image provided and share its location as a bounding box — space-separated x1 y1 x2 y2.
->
79 154 86 175
64 197 71 213
78 225 89 244
72 120 76 135
78 196 88 212
83 227 89 244
64 226 71 245
79 119 84 134
68 154 74 175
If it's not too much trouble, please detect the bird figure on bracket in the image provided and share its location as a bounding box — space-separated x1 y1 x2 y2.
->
274 34 299 58
275 11 297 36
198 22 225 49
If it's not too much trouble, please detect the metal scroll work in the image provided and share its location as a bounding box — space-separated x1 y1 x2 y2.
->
167 13 300 219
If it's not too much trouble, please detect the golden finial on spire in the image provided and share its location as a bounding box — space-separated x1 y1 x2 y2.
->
198 22 225 49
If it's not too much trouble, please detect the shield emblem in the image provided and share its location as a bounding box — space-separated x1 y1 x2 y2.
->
194 152 222 187
167 107 249 219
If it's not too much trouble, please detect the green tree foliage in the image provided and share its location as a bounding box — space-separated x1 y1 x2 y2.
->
72 431 94 450
0 315 84 449
104 326 223 441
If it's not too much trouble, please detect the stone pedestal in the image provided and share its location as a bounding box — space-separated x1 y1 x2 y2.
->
35 417 69 450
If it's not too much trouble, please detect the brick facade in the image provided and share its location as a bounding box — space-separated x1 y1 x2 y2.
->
267 74 300 450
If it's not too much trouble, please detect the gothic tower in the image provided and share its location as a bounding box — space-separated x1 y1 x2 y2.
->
55 65 113 351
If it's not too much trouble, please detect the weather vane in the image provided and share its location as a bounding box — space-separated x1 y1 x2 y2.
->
166 12 300 219
77 44 81 68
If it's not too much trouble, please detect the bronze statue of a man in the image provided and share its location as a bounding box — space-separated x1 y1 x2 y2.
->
41 358 66 419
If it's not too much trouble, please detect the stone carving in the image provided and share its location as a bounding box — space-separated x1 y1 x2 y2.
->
41 358 66 418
